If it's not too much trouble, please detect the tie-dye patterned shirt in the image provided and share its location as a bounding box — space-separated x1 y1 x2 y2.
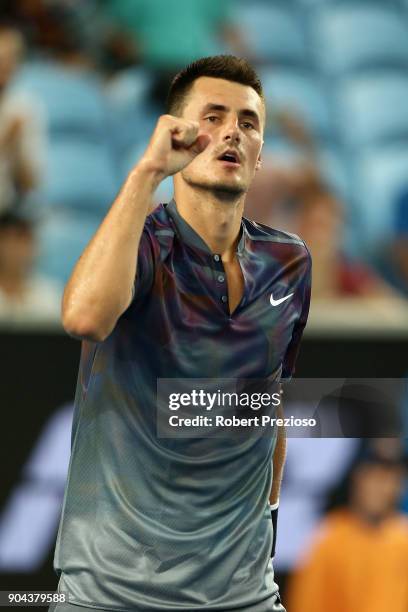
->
54 199 312 611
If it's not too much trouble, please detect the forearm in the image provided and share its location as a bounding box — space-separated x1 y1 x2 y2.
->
62 161 162 341
61 112 209 341
269 399 287 505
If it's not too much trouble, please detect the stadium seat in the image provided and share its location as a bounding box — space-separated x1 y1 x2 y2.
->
260 69 333 140
34 212 102 285
232 3 308 65
43 138 120 213
336 73 408 148
297 0 400 7
105 68 156 156
312 5 408 75
13 61 110 141
105 67 153 112
353 146 408 245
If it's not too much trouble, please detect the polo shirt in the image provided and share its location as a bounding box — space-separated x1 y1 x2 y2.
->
54 199 312 611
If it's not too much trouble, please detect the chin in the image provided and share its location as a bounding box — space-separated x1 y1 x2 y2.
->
183 172 247 197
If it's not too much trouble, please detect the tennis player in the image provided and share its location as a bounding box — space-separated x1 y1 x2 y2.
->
52 55 311 612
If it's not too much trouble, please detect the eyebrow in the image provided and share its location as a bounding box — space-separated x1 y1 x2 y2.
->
201 103 261 125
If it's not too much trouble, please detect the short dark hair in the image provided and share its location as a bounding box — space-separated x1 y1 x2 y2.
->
166 55 265 118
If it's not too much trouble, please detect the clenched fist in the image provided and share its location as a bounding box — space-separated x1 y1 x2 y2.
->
140 115 210 180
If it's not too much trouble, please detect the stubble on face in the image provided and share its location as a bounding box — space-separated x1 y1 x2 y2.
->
180 168 247 201
175 77 264 203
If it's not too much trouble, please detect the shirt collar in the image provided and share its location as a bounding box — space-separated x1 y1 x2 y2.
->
165 198 246 256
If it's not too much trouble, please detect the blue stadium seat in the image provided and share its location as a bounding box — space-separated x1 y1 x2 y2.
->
105 68 156 157
353 146 408 245
120 141 148 183
14 61 110 141
105 67 153 112
312 5 408 75
233 3 308 65
43 138 120 213
111 104 158 164
297 0 400 7
35 212 102 285
260 69 333 140
336 73 408 148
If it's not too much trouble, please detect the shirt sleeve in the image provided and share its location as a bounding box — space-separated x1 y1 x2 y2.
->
129 226 156 306
281 245 312 382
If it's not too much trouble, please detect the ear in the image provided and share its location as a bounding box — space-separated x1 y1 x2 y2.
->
255 153 262 171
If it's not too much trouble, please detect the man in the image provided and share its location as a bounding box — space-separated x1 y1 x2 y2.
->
54 55 311 611
287 453 408 612
0 207 62 322
0 25 44 212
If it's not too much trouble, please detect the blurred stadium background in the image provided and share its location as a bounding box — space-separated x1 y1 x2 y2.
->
0 0 408 610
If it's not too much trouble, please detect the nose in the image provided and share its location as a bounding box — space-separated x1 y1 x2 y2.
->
222 116 240 144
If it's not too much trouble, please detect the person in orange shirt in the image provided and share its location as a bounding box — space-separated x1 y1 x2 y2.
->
286 453 408 612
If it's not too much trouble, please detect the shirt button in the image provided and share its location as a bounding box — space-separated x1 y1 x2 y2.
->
217 274 225 283
221 295 228 303
213 254 220 262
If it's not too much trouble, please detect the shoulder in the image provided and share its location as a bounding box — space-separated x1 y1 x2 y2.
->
144 203 175 237
139 203 176 261
243 217 306 248
243 217 312 271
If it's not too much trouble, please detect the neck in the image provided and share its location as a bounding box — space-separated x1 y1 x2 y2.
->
352 505 391 528
173 180 245 262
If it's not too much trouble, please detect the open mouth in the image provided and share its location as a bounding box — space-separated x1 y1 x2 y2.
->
217 150 241 166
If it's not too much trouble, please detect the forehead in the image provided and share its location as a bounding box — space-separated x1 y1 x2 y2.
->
183 76 264 120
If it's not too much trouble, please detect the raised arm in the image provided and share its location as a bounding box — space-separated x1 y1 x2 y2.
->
61 115 210 342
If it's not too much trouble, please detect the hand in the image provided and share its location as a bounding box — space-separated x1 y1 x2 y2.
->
140 114 210 180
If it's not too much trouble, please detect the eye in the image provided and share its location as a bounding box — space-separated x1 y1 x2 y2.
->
242 121 255 130
205 115 219 123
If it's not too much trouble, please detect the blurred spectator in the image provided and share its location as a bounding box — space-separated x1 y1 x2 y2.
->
102 0 246 69
0 0 94 65
0 208 62 323
246 115 408 329
295 185 394 300
287 453 408 612
245 110 320 231
0 24 44 212
380 187 408 297
245 160 318 232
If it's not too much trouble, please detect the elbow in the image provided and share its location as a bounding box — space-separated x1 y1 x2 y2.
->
62 309 109 342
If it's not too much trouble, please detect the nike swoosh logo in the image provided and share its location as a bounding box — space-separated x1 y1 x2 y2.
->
270 292 294 306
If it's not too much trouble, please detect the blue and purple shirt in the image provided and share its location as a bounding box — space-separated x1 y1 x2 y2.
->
54 199 312 611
